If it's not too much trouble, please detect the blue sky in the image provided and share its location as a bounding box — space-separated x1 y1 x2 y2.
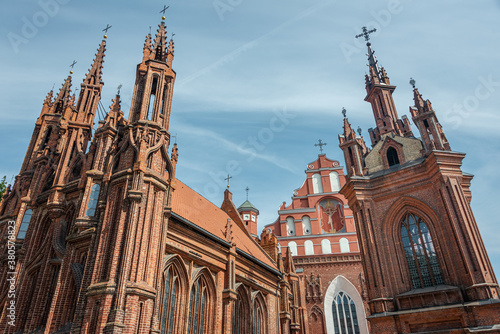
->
1 1 499 274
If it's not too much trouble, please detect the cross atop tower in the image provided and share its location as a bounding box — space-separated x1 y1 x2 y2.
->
355 26 377 45
225 174 232 188
245 186 250 200
160 5 169 20
69 60 77 74
315 139 327 154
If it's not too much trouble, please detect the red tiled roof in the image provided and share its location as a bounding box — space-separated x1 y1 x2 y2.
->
171 179 277 269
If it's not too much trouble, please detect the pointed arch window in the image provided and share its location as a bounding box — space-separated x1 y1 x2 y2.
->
161 266 180 334
187 274 212 334
331 291 360 334
253 294 267 334
400 213 444 289
86 184 100 217
234 286 250 334
387 147 399 166
17 209 33 240
147 76 159 121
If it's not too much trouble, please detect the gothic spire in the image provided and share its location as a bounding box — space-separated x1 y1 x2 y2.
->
50 75 73 114
82 39 106 86
151 21 168 62
167 37 175 67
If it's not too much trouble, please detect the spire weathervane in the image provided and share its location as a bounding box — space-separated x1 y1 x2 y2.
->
102 24 112 39
315 139 327 154
225 174 232 188
355 26 377 45
69 60 77 74
245 186 250 200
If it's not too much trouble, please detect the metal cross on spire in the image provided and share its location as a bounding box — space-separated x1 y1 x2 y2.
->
225 174 232 188
69 60 77 74
315 139 327 154
245 186 250 200
160 5 170 14
355 26 377 44
103 24 112 34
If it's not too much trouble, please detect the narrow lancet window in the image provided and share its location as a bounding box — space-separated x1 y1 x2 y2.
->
86 184 100 217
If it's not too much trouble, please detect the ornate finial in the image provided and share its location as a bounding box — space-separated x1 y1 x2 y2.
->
314 139 327 154
357 126 362 136
117 84 122 95
409 77 416 89
69 60 77 74
225 174 232 188
160 5 169 20
355 26 377 45
245 186 250 200
102 24 112 39
342 107 347 118
172 133 177 144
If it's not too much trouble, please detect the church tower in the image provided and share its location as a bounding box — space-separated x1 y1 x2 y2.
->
237 189 259 238
338 28 500 333
76 17 178 332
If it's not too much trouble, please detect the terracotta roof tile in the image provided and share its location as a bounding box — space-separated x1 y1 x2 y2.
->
171 179 277 269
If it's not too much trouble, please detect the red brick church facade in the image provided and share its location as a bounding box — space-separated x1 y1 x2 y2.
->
0 19 306 333
1 15 500 334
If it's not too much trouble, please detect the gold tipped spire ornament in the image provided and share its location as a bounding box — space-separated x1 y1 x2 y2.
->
102 24 112 40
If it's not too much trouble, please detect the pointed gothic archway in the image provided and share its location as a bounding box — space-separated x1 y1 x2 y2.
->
323 275 368 334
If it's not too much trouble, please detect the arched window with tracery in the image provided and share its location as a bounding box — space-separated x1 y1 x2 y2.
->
331 291 360 334
161 264 182 334
400 213 444 289
253 293 267 334
187 272 213 334
234 285 250 334
86 184 100 217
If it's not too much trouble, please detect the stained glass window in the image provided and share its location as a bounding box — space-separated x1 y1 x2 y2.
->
401 213 444 289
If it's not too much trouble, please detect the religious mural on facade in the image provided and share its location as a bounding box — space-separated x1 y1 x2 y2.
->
318 198 344 233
